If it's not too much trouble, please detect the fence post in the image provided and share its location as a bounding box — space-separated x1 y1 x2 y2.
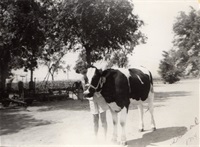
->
18 81 24 100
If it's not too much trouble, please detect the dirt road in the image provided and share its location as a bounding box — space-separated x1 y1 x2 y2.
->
0 79 199 146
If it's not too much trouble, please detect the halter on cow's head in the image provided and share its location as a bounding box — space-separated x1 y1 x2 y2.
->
83 66 104 97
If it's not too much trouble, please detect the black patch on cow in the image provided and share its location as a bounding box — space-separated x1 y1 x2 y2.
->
101 69 130 110
128 68 151 101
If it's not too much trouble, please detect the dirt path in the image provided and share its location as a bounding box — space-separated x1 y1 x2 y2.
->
0 79 199 146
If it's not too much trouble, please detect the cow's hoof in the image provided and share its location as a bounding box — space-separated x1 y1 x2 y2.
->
138 128 144 132
120 141 127 146
151 127 156 131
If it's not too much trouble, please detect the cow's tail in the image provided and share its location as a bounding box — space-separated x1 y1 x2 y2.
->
146 72 154 114
149 71 153 85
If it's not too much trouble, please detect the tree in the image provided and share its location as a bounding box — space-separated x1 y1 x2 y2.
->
0 0 47 92
12 0 46 81
41 51 67 81
0 0 17 92
158 50 182 84
39 0 75 82
60 0 146 66
173 8 200 77
73 51 89 74
106 46 131 68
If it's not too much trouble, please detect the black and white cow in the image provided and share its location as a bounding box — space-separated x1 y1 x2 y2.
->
84 66 156 145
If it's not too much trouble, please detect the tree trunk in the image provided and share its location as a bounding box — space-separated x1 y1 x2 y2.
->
0 68 6 91
85 45 92 66
67 71 69 80
51 73 54 81
0 61 8 99
30 68 33 82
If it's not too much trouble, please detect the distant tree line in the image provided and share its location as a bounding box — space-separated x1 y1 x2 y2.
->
159 8 200 83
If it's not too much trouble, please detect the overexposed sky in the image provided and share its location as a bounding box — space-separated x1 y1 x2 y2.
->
13 0 199 82
130 0 199 77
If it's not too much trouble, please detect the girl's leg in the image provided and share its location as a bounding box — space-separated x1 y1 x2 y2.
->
93 114 99 137
100 111 107 139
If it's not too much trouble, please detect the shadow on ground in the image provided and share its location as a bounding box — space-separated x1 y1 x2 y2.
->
153 91 190 108
155 91 190 101
0 99 89 135
34 99 90 112
129 91 190 110
127 126 187 147
0 109 53 135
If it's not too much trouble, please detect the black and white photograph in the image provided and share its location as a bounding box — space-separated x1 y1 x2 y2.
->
0 0 199 146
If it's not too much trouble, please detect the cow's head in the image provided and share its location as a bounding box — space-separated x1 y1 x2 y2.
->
83 66 104 97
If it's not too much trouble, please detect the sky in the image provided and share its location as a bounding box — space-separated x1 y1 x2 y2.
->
13 0 199 82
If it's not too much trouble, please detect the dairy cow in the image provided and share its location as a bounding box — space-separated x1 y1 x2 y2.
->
84 66 156 145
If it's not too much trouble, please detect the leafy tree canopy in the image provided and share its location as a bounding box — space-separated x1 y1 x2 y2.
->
106 48 130 68
173 7 200 77
0 0 46 76
0 0 49 91
60 0 146 65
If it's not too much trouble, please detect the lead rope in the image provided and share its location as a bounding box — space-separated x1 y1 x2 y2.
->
88 77 104 91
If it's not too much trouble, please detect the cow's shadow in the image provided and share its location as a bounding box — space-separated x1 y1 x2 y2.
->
127 126 187 147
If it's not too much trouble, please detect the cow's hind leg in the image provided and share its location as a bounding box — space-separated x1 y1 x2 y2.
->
110 108 118 143
120 107 128 145
137 101 144 132
148 84 156 131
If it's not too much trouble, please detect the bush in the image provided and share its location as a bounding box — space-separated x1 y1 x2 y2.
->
159 51 182 84
163 71 180 84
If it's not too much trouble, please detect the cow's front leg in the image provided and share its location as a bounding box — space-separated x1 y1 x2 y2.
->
120 107 128 145
137 101 144 132
110 108 118 143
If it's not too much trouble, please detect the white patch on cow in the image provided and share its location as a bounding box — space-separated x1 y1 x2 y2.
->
134 66 150 77
108 102 121 112
136 74 144 84
113 68 131 79
86 67 96 84
113 68 131 92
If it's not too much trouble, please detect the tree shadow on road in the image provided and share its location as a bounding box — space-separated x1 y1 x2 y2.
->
152 91 190 108
155 91 190 101
0 109 53 136
127 126 187 147
34 99 90 112
129 91 190 110
0 99 89 136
